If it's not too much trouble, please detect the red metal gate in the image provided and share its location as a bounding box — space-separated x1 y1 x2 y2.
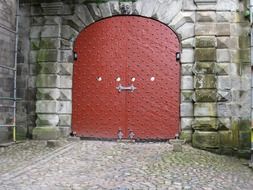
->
72 16 180 140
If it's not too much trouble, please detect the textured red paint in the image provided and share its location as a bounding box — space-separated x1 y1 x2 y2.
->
72 16 180 140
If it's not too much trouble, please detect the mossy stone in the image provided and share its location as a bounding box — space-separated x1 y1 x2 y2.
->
195 48 216 62
37 50 58 62
192 117 218 131
194 89 217 102
194 74 216 89
196 37 216 48
180 130 192 143
193 62 215 74
192 131 219 149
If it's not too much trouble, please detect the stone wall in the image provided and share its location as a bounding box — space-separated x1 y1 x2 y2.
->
0 0 16 142
17 0 252 157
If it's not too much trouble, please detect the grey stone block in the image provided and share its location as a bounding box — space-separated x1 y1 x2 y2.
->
57 101 72 114
176 23 195 40
216 49 230 63
41 25 60 38
181 76 194 90
181 103 194 117
36 114 59 126
37 88 60 100
216 24 230 36
182 38 195 48
59 114 71 126
217 76 231 90
181 118 193 130
195 23 216 36
181 90 194 102
36 74 60 88
32 127 60 140
181 49 194 63
194 103 217 117
36 100 58 113
196 11 216 22
60 76 72 89
181 64 193 75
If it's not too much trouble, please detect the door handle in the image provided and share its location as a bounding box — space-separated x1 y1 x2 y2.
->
116 84 137 92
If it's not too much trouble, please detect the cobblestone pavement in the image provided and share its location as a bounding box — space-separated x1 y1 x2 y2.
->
0 140 253 190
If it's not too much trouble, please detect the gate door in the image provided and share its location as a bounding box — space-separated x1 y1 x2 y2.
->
72 16 180 140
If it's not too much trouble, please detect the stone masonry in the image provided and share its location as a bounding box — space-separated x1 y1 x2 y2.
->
0 0 16 142
11 0 252 157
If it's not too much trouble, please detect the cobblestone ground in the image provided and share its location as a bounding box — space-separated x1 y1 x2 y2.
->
0 140 253 190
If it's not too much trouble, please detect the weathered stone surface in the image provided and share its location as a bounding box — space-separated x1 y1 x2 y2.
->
196 36 216 48
181 49 194 63
57 101 72 114
181 118 193 130
194 103 217 117
153 0 182 24
216 49 230 62
192 117 218 131
87 3 103 20
217 76 231 90
58 89 72 101
36 114 59 126
180 103 193 117
182 0 197 11
109 1 120 15
37 88 60 100
36 74 60 88
176 23 195 40
195 48 216 62
30 26 41 38
193 62 215 74
170 12 195 29
179 130 192 143
196 11 216 22
181 38 195 48
39 38 60 49
37 62 59 74
217 37 238 49
59 114 71 126
216 12 231 22
181 64 193 75
218 118 231 130
59 63 73 75
119 2 132 15
60 76 72 89
60 50 73 63
98 2 112 18
239 36 250 49
36 100 58 113
194 89 217 102
215 63 229 75
61 25 78 41
181 90 194 102
32 127 60 140
217 90 231 102
216 0 239 11
192 131 219 149
41 25 60 38
216 24 230 36
195 24 216 36
181 76 194 90
219 130 233 148
194 74 216 89
37 49 59 62
217 103 231 117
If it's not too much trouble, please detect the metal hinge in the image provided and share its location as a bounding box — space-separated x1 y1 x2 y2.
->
117 129 123 140
176 52 180 61
73 52 78 60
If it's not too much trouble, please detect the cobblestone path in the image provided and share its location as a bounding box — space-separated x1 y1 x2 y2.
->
0 140 253 190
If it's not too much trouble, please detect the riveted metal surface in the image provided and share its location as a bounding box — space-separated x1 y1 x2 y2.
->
72 16 180 140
